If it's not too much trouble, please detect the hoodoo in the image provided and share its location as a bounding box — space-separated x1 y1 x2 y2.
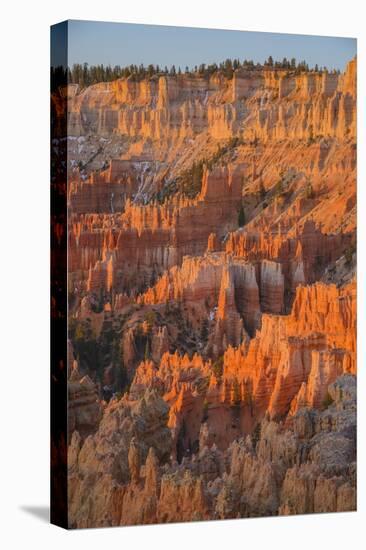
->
59 47 356 527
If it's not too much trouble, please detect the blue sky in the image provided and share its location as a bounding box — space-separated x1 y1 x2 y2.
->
66 20 356 72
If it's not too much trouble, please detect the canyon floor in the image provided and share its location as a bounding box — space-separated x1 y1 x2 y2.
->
57 58 356 527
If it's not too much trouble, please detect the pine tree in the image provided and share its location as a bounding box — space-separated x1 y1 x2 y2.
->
238 205 246 227
259 179 266 201
144 339 150 361
305 180 315 199
232 379 241 406
65 56 320 87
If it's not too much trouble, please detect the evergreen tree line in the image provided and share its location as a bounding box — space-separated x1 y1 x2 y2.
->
51 65 68 91
52 56 339 90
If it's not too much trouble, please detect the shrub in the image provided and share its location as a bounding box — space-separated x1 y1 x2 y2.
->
305 181 315 199
144 339 150 361
275 178 284 196
200 319 209 341
251 423 261 448
238 205 246 227
345 243 356 265
322 391 334 409
232 379 241 406
178 160 204 198
259 180 266 201
144 309 156 330
212 356 224 379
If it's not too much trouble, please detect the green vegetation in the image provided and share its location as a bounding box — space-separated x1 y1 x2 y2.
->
322 391 334 409
226 136 243 149
305 180 315 199
144 309 156 331
200 319 209 342
69 316 128 392
178 160 204 198
259 179 267 202
212 356 224 380
70 319 100 378
251 422 261 448
177 138 244 198
155 180 178 204
202 399 209 421
73 321 90 341
232 379 241 406
274 175 285 197
345 243 356 265
144 339 150 361
113 339 127 390
273 169 297 199
51 57 338 93
307 124 315 145
238 204 246 227
242 381 254 416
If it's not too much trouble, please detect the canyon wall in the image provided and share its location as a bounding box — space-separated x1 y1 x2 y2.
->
67 60 356 142
65 57 356 526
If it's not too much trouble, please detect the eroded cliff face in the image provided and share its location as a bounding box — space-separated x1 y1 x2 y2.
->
68 375 356 527
65 58 356 526
67 60 356 142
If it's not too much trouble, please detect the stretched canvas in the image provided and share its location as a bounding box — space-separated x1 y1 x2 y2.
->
51 20 357 529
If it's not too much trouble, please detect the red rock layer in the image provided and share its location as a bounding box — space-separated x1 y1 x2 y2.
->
129 280 355 452
65 57 357 525
67 60 356 142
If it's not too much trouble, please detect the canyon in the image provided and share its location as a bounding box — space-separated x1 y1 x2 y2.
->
58 57 356 527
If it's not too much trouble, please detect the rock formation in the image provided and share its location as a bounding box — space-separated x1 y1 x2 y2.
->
68 375 356 527
65 57 357 527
